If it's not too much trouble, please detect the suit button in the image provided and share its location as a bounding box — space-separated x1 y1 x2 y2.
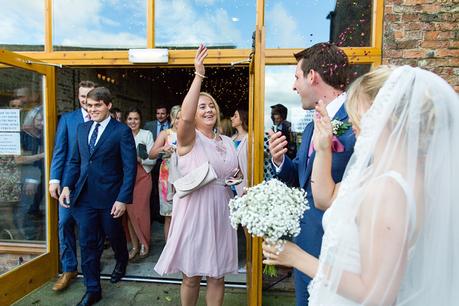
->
89 161 93 164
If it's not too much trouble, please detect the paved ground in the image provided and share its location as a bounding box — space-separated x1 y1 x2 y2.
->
13 277 295 306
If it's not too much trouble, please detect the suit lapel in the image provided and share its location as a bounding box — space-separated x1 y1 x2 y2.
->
90 119 115 158
300 122 314 186
333 104 348 122
82 121 92 155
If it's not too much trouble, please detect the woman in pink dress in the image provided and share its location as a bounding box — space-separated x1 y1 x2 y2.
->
155 45 238 306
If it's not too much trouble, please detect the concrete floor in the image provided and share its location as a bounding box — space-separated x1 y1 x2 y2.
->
13 276 295 306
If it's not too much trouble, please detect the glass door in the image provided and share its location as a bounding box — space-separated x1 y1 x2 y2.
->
0 49 57 305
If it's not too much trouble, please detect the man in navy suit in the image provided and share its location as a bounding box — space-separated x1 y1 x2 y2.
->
269 43 356 306
49 80 95 291
60 87 137 306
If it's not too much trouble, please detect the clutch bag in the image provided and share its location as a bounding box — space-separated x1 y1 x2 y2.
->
173 161 217 198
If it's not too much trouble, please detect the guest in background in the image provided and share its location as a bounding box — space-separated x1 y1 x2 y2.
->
230 108 248 196
271 103 297 159
48 80 96 292
15 106 45 240
110 107 123 122
125 108 155 260
155 45 238 306
219 117 234 137
149 105 181 241
144 105 170 225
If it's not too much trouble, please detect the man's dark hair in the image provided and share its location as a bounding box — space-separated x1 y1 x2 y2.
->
86 87 112 105
155 105 169 113
111 107 122 114
124 107 143 123
294 42 349 90
270 104 288 120
78 80 96 88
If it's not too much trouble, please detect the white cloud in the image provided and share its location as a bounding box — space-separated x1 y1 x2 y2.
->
0 1 44 45
195 0 216 5
52 0 146 48
0 0 147 48
265 2 305 48
156 0 242 47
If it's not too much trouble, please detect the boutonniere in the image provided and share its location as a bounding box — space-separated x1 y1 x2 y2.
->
331 120 352 137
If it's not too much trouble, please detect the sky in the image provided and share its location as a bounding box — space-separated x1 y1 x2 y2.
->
0 0 337 48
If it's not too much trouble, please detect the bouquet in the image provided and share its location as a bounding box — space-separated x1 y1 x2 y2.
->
228 179 309 276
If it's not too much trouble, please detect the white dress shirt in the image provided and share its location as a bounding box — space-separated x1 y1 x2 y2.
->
134 129 156 173
88 115 111 146
81 108 90 122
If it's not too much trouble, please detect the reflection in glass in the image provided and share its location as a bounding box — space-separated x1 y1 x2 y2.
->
0 1 44 51
265 0 372 49
0 67 46 275
155 0 255 49
262 64 371 289
53 0 146 50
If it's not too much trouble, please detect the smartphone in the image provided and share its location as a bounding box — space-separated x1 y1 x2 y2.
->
137 143 148 160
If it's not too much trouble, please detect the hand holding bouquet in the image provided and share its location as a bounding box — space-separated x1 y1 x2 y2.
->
228 179 309 276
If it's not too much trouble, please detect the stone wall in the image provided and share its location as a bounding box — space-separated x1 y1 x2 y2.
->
383 0 459 91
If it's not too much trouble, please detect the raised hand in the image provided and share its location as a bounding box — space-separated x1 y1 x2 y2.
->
194 43 208 78
268 130 288 166
312 100 333 152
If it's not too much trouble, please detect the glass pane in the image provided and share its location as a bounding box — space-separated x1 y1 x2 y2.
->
261 64 370 292
0 1 45 51
0 66 47 275
265 0 372 49
155 0 256 49
53 0 146 50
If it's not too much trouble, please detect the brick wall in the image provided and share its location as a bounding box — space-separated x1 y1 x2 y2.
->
383 0 459 91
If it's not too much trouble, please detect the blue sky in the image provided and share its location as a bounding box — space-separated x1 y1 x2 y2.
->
1 0 337 49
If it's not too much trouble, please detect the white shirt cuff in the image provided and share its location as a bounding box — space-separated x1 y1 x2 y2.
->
25 179 40 184
272 156 285 173
49 179 60 184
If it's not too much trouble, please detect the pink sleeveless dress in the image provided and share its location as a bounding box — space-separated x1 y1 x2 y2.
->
154 130 238 278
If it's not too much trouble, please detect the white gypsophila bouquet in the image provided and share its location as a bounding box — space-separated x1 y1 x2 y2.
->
228 178 308 276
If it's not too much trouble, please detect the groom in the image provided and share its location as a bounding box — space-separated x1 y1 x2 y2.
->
269 42 356 306
60 87 137 306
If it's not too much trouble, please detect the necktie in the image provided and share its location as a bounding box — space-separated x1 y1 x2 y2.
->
159 123 165 132
89 123 100 154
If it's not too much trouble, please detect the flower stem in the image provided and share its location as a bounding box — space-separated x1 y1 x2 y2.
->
263 264 277 277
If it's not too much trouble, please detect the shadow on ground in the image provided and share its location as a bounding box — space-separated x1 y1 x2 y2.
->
13 277 295 306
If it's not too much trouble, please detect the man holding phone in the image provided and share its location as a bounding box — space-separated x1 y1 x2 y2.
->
60 87 136 306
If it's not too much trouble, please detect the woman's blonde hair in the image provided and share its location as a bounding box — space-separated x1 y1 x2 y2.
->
170 104 181 127
346 65 395 131
199 92 221 130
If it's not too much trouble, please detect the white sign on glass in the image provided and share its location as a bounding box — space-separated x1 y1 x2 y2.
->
0 132 21 155
0 109 21 132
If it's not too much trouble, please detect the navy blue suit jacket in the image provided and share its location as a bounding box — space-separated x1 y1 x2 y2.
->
50 109 84 181
276 104 355 273
62 118 137 209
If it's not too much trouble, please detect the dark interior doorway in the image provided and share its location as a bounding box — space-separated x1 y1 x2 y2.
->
55 66 250 285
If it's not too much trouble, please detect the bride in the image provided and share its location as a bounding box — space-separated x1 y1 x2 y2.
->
263 65 459 305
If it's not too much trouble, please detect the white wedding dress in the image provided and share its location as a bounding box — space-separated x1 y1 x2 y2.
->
307 66 459 306
308 171 416 306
